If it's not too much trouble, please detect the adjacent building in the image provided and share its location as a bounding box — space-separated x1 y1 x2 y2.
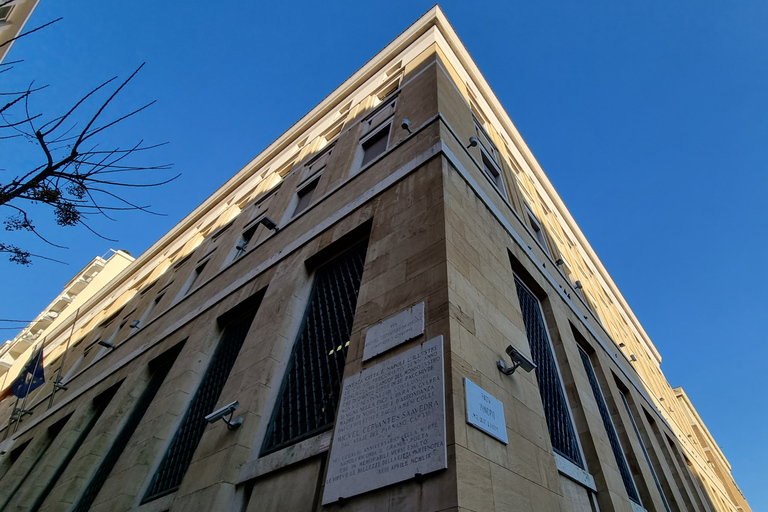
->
0 7 751 512
0 0 41 64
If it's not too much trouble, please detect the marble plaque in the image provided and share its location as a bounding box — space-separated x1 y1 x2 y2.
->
464 378 508 444
322 335 446 504
363 302 425 361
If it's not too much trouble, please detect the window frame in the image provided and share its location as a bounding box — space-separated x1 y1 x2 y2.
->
176 259 209 301
525 204 551 255
354 120 392 173
480 149 507 197
578 346 642 505
291 173 322 218
513 275 587 468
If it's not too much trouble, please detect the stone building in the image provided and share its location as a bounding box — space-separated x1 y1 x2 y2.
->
0 0 40 64
0 6 751 512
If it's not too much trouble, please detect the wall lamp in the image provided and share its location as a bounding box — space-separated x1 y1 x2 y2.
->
401 118 412 134
205 400 243 430
467 137 478 148
97 340 115 349
259 216 279 232
497 345 537 376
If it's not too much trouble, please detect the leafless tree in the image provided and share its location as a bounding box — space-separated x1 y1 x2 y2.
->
0 13 177 264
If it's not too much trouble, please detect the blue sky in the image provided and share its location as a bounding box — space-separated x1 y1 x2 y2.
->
1 1 765 507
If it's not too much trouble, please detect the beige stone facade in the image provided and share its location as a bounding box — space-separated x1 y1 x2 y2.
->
0 7 751 512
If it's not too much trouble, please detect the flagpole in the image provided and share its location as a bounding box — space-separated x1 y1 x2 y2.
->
48 309 78 410
3 397 19 441
14 339 44 434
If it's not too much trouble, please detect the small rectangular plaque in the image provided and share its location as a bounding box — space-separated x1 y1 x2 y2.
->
363 302 425 361
464 378 508 444
323 335 446 504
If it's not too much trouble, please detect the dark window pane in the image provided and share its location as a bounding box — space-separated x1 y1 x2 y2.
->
293 179 319 217
579 348 640 504
514 278 583 467
262 241 367 454
361 126 390 167
620 391 672 512
143 308 259 502
73 344 183 512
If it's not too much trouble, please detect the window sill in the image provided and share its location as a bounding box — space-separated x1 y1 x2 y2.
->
555 453 596 491
238 430 332 484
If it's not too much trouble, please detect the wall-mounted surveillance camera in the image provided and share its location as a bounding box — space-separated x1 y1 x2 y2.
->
467 136 478 148
205 400 243 430
497 345 537 376
97 340 114 349
259 216 279 232
401 118 412 134
129 320 140 329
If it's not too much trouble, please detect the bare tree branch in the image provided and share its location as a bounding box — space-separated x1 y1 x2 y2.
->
1 26 177 264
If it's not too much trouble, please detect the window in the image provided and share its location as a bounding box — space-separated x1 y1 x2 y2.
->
526 206 550 255
138 294 164 328
578 347 641 504
619 390 672 512
28 384 120 512
514 277 583 467
0 415 70 511
0 5 13 22
292 176 320 217
178 260 208 298
360 124 390 167
473 115 498 163
143 297 261 502
262 241 368 454
73 343 184 512
233 224 258 260
481 152 506 194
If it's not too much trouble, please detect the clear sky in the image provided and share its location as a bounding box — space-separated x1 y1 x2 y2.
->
2 1 765 508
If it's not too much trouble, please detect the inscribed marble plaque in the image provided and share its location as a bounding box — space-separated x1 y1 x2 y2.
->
464 378 508 444
322 335 446 504
362 302 425 361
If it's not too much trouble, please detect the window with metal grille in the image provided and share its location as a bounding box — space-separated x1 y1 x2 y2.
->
578 347 641 504
143 304 259 502
262 241 367 454
619 390 672 512
72 343 184 512
514 277 583 467
0 416 70 511
29 384 120 512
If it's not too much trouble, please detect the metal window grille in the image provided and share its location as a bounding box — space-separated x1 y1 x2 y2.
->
29 385 120 512
262 241 367 454
73 345 183 512
578 348 641 504
0 417 69 512
514 278 583 467
620 391 672 512
143 311 257 502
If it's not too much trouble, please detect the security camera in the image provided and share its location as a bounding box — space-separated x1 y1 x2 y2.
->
401 118 412 134
467 137 478 148
129 320 140 329
259 216 279 232
97 340 114 349
497 345 537 376
204 400 242 430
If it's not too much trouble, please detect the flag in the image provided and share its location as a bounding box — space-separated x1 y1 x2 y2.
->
9 344 45 399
